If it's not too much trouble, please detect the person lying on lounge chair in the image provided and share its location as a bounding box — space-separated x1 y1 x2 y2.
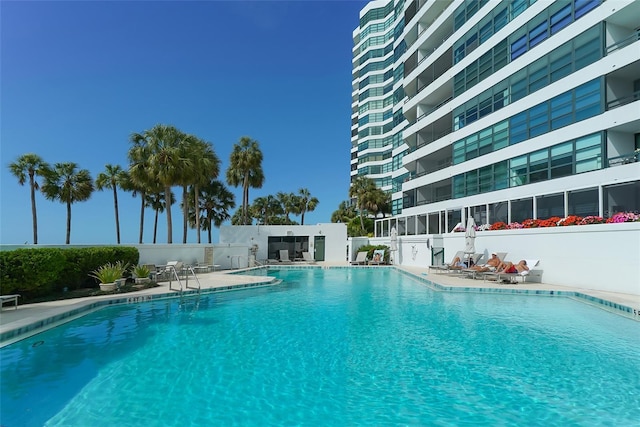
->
498 260 528 274
449 256 474 269
469 253 501 272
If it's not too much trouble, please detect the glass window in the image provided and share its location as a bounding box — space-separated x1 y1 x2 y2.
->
550 4 572 34
568 188 598 217
479 51 493 81
478 128 493 155
509 155 528 187
529 21 548 48
453 140 466 165
529 148 549 183
493 121 509 150
465 104 478 127
494 161 509 190
574 79 601 121
453 174 465 198
494 40 509 70
511 35 527 60
509 111 528 144
512 198 533 222
549 44 572 82
528 103 549 138
510 0 527 19
465 134 479 160
447 209 462 232
550 142 573 178
489 201 508 223
537 193 565 219
479 94 492 119
528 60 549 93
510 69 527 102
575 133 602 173
603 181 640 218
479 19 493 43
550 92 573 130
428 212 440 234
574 0 600 19
479 165 493 193
574 32 601 69
493 7 508 33
465 170 479 196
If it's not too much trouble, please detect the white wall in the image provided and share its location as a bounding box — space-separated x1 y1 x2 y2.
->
370 222 640 295
219 223 347 264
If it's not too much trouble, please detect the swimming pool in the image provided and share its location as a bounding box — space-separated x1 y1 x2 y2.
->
2 268 639 426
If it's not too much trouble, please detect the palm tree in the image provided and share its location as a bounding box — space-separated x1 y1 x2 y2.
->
187 179 235 243
277 191 298 224
126 139 154 244
130 124 190 244
146 190 175 244
95 164 128 244
349 176 377 233
331 201 357 223
297 188 319 225
251 195 283 225
41 162 94 244
181 136 220 244
226 136 264 225
8 153 50 244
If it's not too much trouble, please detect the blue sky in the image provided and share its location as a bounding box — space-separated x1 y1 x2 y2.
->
1 0 368 245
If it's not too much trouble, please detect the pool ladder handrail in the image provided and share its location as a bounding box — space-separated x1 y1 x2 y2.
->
168 265 201 293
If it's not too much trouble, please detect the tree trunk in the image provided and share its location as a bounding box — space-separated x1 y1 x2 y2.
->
243 173 250 225
182 185 188 244
29 173 38 245
113 184 121 244
208 227 212 244
165 185 173 244
138 191 146 244
66 201 72 244
153 208 159 244
194 184 201 244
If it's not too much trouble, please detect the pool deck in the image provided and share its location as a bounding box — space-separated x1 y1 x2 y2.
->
1 264 639 344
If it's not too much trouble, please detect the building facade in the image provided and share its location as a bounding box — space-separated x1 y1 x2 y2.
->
352 0 640 237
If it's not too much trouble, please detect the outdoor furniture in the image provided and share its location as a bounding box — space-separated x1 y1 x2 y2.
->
1 294 20 310
350 251 368 265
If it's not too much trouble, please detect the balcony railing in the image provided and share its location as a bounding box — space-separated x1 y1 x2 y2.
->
608 151 640 167
606 30 640 55
606 89 640 110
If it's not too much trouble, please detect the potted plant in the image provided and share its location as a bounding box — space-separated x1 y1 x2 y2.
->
89 261 130 292
133 264 151 284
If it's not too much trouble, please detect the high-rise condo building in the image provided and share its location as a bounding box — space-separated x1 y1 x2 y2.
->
351 0 639 237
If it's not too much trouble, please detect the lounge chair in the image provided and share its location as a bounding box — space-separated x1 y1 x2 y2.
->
350 251 368 265
462 252 508 279
302 252 317 264
484 259 541 284
278 250 292 264
1 294 20 310
441 253 484 274
158 261 183 281
368 249 386 265
428 251 465 273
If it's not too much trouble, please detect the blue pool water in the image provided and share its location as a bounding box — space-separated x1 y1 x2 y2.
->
1 268 639 426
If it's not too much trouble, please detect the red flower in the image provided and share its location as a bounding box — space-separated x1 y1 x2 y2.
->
490 222 508 230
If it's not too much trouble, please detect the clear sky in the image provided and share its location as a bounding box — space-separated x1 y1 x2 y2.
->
1 0 368 245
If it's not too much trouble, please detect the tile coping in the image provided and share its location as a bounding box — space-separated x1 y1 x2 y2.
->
1 266 637 345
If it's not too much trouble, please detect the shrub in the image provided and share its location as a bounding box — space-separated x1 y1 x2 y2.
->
354 244 391 263
557 215 583 226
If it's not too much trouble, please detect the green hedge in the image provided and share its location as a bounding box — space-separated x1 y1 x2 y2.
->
0 247 139 301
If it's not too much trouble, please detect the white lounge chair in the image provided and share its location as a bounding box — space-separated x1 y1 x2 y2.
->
1 294 20 310
368 249 386 265
302 252 316 264
350 251 368 265
485 259 541 284
429 250 465 273
278 250 292 264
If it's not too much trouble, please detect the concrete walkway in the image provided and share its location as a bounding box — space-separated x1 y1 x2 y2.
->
2 265 639 345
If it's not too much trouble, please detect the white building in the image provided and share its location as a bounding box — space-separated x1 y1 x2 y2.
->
352 0 640 237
